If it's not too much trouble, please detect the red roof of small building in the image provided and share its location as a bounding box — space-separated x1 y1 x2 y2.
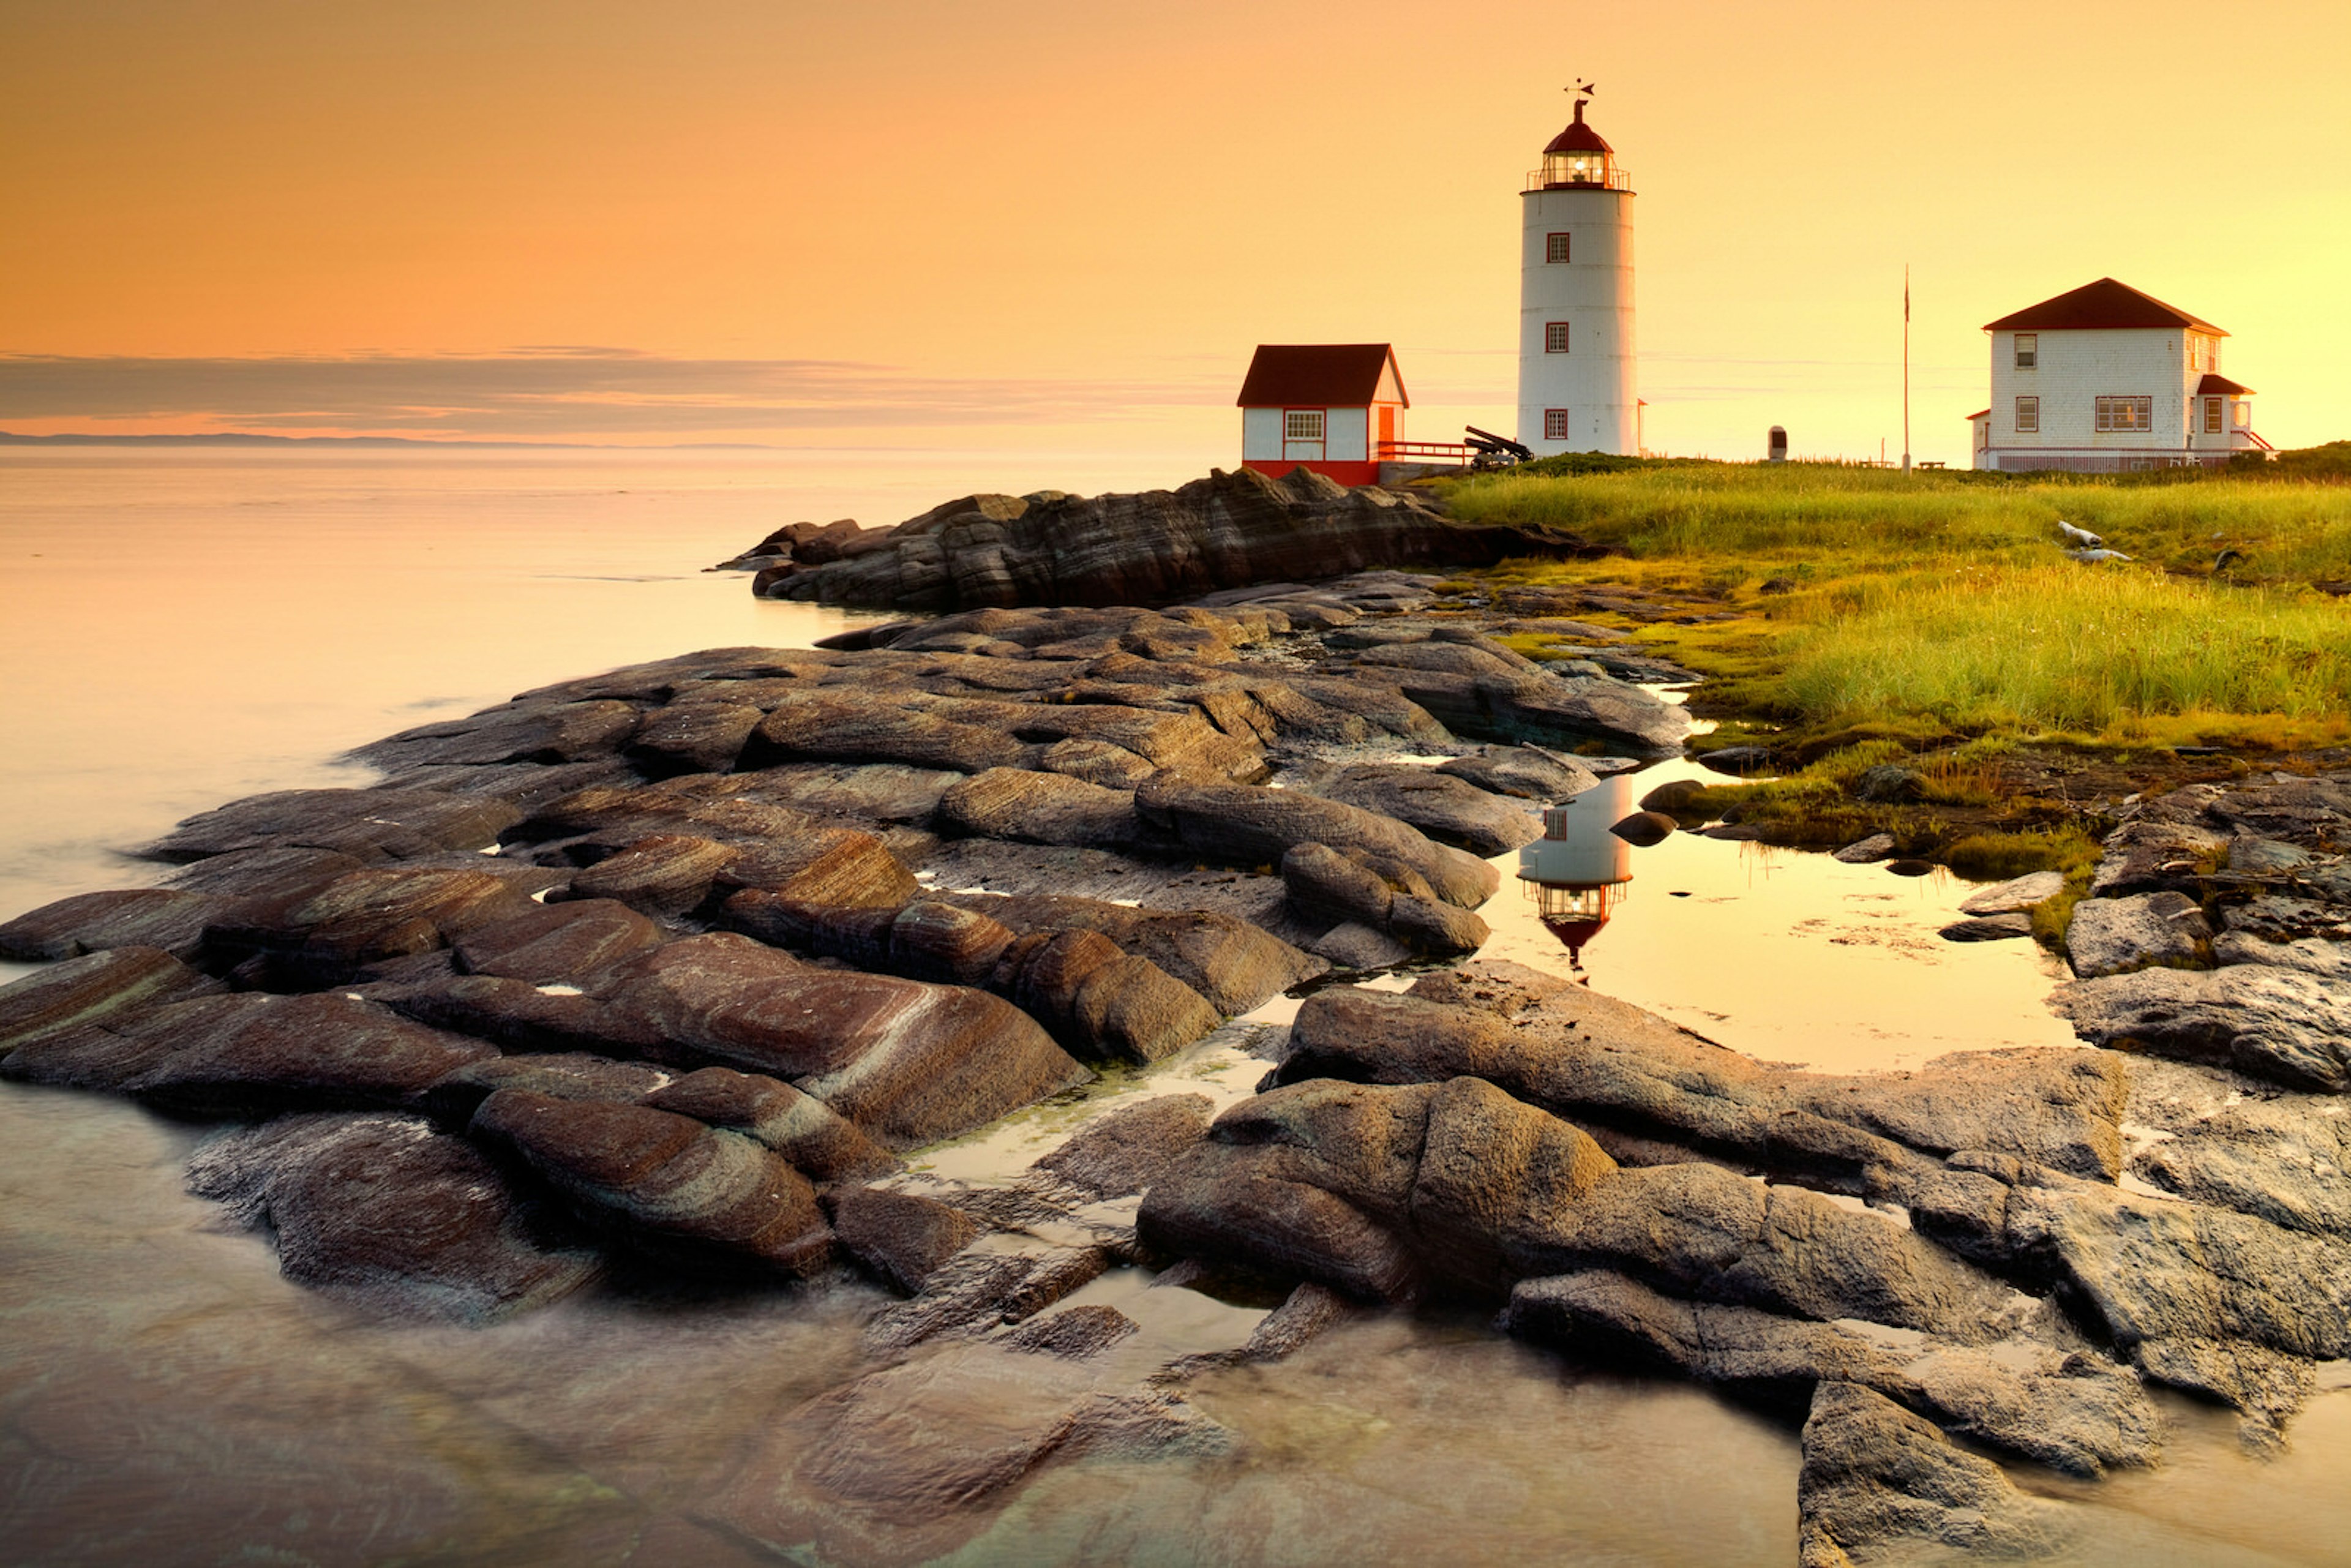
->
1543 100 1614 156
1236 343 1408 408
1984 277 2226 336
1963 409 1990 420
2197 372 2255 396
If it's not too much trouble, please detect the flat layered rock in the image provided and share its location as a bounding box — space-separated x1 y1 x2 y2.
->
0 888 226 961
1503 1270 2155 1477
1284 762 1543 856
1136 773 1498 910
422 1051 674 1123
935 891 1324 1016
1432 745 1599 802
746 692 1029 773
472 1087 833 1274
2049 964 2351 1091
643 1065 899 1180
139 787 523 864
451 898 666 982
1032 1092 1215 1201
1957 870 2066 916
825 1185 982 1293
1282 964 2126 1186
212 865 541 981
187 1112 600 1322
126 991 500 1115
1798 1382 2061 1567
603 933 1087 1147
935 768 1148 851
2065 891 2208 978
0 946 220 1055
353 699 643 769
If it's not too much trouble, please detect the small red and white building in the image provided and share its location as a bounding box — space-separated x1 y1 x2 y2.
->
1237 343 1408 487
1968 277 2273 472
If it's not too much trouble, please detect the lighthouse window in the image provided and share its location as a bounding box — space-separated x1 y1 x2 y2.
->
2094 396 2153 432
1545 322 1570 353
1545 232 1572 263
1283 410 1325 441
1543 408 1570 441
2014 396 2038 433
2014 334 2037 369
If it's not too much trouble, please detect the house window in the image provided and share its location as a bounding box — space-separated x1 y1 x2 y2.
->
1545 322 1570 353
1283 410 1325 441
2094 396 2153 432
2014 333 2037 369
2203 397 2224 435
2234 402 2251 429
1546 232 1572 263
1543 408 1570 441
2014 396 2038 433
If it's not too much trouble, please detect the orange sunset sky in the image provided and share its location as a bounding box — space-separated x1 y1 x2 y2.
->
4 0 2347 467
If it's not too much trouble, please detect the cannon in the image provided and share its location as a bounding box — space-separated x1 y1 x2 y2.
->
1464 425 1532 468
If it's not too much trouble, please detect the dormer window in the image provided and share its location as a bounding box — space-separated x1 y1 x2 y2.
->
2014 334 2037 369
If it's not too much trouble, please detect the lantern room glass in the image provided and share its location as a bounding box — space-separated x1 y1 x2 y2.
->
1544 150 1609 186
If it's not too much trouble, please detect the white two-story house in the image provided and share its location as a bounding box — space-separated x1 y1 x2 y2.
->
1967 277 2272 471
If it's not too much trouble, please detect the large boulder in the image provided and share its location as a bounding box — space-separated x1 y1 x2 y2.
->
186 1112 601 1322
752 467 1582 612
471 1088 833 1274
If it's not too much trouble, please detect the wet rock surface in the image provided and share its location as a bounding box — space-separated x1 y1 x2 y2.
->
9 506 2351 1558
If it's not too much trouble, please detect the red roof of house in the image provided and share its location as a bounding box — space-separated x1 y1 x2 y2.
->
1543 100 1614 156
2197 372 2255 396
1236 343 1408 408
1984 277 2226 336
1963 409 1990 420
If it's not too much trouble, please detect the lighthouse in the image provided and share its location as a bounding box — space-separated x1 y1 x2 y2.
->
1518 94 1638 457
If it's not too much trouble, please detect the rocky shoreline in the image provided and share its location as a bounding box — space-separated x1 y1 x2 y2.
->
4 482 2349 1564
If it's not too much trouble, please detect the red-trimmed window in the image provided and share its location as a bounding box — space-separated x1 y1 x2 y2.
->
2094 396 2153 432
2014 396 2038 433
1283 409 1325 441
1543 408 1570 441
2203 397 2224 435
1545 322 1570 354
2014 333 2037 369
1545 232 1571 263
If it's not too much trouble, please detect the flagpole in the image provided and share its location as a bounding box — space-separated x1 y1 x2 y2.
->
1902 265 1912 474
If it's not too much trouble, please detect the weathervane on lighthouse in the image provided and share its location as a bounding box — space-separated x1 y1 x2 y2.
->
1517 83 1639 457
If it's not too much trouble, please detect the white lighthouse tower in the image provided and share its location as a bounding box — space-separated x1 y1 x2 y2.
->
1517 93 1638 457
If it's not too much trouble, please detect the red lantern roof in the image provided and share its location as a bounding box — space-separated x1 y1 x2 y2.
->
1543 100 1614 156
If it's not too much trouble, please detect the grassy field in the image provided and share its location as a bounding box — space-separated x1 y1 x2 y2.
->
1445 458 2351 751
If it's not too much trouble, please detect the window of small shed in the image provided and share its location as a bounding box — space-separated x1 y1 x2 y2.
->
1283 410 1325 441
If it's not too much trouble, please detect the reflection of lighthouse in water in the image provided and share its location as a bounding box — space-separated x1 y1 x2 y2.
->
1516 776 1637 973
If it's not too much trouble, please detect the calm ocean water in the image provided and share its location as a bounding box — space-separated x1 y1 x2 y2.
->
0 448 2342 1565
